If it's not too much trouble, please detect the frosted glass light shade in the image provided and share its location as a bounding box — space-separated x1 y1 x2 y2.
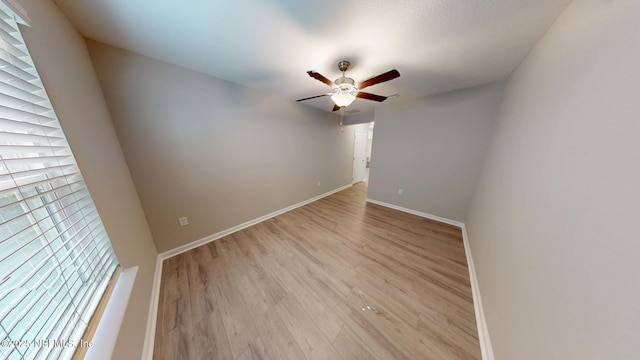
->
331 93 356 107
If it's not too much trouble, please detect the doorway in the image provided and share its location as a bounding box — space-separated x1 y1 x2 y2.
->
352 122 374 184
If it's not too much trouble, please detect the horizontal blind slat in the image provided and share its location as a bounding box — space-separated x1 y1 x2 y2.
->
0 46 36 70
0 115 58 133
0 92 50 113
0 103 57 124
0 130 64 146
0 80 47 104
0 57 36 82
0 16 17 35
0 26 21 46
0 144 68 154
0 68 41 93
0 165 78 191
2 155 71 167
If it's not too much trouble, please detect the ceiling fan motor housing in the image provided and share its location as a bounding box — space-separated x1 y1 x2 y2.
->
334 76 356 88
333 76 358 95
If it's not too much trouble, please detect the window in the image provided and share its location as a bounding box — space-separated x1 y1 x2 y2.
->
0 6 119 360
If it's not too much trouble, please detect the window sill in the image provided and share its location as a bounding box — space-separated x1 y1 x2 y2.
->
84 266 138 360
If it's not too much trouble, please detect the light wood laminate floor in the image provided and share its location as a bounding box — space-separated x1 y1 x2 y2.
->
153 183 481 359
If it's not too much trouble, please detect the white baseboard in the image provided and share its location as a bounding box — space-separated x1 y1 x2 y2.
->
365 198 465 228
141 257 164 360
364 198 494 360
141 183 352 359
461 225 494 360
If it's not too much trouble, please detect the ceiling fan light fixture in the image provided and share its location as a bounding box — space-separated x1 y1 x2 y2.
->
331 92 356 107
331 77 357 107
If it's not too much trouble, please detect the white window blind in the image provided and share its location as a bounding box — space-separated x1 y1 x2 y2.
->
0 7 119 360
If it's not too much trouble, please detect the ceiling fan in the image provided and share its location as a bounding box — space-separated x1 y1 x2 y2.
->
296 61 400 111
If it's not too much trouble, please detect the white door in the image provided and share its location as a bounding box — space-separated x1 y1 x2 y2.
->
353 128 367 183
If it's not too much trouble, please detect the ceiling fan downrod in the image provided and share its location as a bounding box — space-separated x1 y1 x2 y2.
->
334 60 356 88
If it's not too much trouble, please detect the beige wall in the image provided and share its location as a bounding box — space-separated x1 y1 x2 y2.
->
85 41 355 253
19 1 158 359
465 1 640 358
367 82 504 221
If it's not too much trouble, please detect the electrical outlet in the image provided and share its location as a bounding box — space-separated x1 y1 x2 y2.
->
178 217 188 226
398 188 403 195
317 181 321 186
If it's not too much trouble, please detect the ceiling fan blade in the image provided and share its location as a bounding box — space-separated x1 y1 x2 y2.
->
296 94 330 102
357 69 400 90
307 71 334 87
356 92 387 102
332 104 341 112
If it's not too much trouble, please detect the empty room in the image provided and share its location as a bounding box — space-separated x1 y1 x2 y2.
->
0 0 638 359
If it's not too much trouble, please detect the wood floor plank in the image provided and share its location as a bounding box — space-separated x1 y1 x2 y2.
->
209 241 260 359
192 301 233 360
268 258 344 341
157 327 196 360
353 273 421 328
213 281 258 359
355 257 415 293
162 255 192 334
233 232 287 309
412 275 477 322
278 247 348 308
238 238 347 343
332 324 383 360
161 256 180 304
252 310 307 360
275 295 344 360
418 313 481 360
184 250 217 322
334 295 414 360
153 183 481 359
313 248 358 290
223 237 283 321
234 337 271 360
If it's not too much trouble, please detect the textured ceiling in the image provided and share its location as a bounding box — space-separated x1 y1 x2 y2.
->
53 0 571 115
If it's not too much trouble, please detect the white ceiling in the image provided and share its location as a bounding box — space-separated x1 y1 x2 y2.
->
53 0 571 115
